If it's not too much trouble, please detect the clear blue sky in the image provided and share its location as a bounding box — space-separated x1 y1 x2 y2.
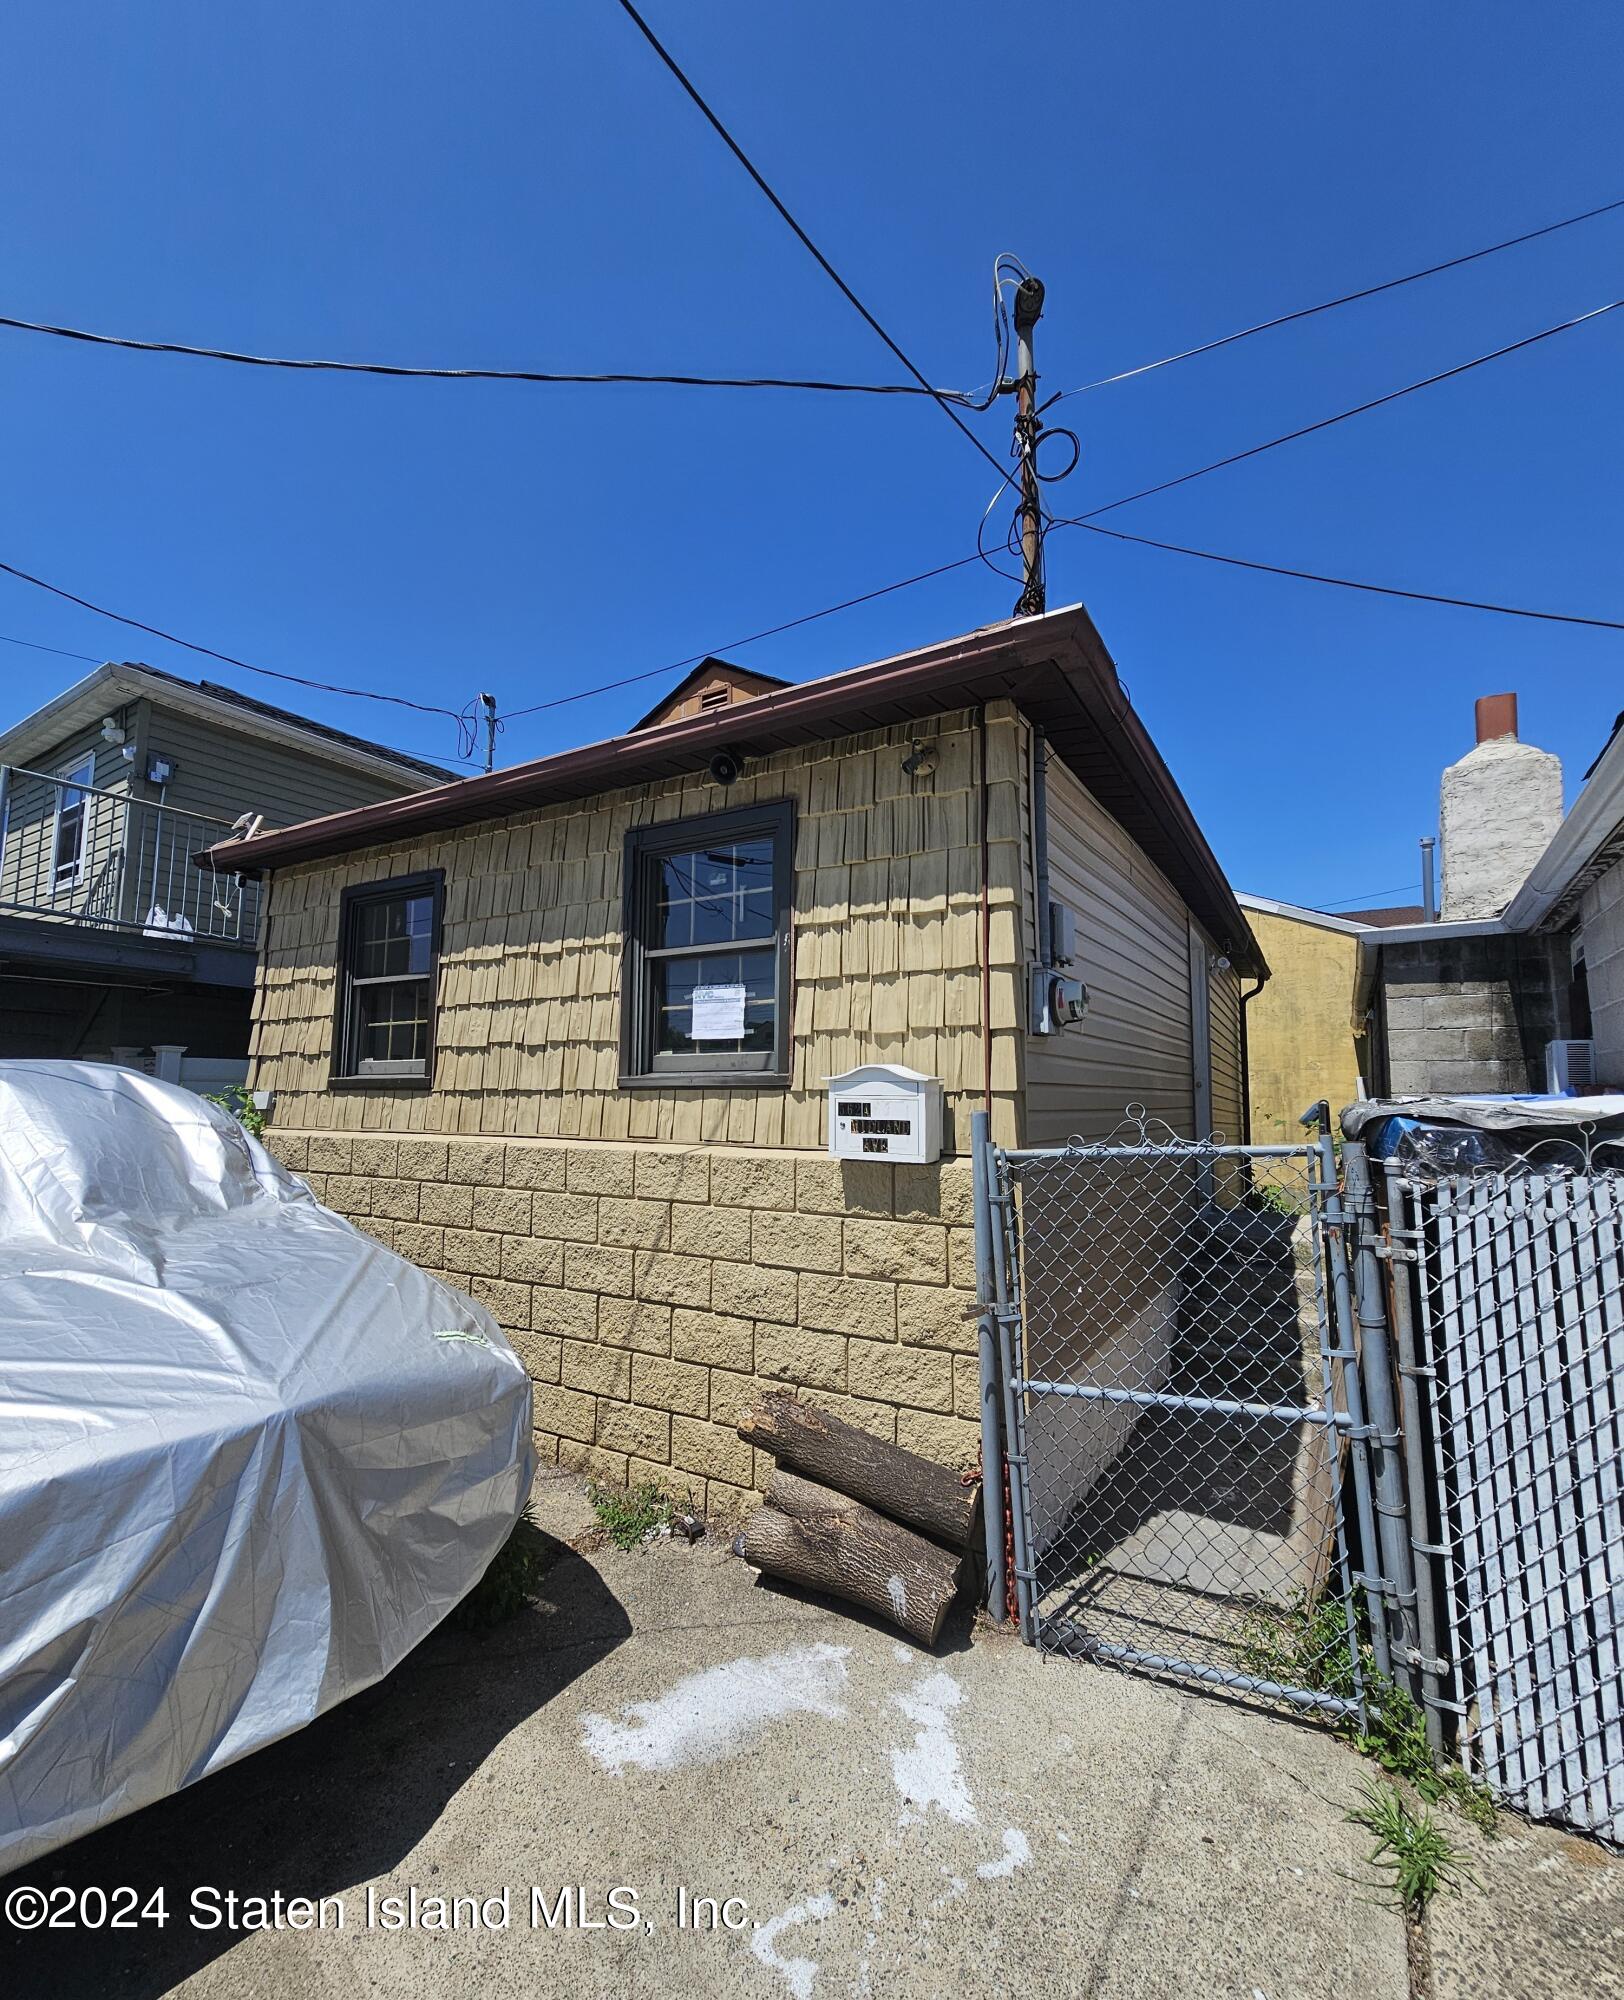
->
1 2 1619 911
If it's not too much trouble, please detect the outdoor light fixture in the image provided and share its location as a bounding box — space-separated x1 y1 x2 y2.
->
100 716 125 745
901 739 936 779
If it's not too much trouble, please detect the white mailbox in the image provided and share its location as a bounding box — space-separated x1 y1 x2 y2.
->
826 1064 943 1165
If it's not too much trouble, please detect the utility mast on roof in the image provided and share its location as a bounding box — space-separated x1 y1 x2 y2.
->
1012 275 1047 618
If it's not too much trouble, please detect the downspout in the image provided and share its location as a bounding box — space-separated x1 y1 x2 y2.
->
1238 971 1267 1144
977 704 993 1117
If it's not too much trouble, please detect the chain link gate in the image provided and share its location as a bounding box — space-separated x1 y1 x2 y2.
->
977 1109 1385 1724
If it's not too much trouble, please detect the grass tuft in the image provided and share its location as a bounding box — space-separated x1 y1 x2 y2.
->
1348 1778 1476 1917
452 1508 554 1629
588 1479 673 1552
1239 1593 1498 1834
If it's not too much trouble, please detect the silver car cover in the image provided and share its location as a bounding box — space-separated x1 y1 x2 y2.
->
0 1063 535 1873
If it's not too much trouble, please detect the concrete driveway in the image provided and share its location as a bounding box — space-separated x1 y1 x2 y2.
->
9 1470 1620 2000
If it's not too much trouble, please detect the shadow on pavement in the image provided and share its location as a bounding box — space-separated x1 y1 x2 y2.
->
4 1531 629 2000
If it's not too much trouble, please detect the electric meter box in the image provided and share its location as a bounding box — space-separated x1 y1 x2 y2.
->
826 1064 943 1165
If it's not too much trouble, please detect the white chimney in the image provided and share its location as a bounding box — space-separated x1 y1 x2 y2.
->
1439 693 1562 920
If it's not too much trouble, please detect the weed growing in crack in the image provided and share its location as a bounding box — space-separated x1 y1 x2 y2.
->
1348 1778 1476 1917
589 1479 673 1551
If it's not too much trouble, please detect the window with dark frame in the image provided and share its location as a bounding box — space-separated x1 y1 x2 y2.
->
332 871 443 1086
620 799 794 1086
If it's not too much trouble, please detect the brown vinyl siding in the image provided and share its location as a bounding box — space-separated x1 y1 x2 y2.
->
250 704 1029 1150
1208 953 1245 1145
1024 753 1196 1143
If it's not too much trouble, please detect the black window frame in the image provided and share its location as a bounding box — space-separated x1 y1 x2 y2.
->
619 798 794 1089
329 869 445 1091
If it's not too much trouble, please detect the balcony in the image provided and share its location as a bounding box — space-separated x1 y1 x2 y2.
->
0 763 262 973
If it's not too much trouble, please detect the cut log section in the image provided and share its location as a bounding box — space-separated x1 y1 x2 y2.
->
738 1390 980 1549
741 1472 963 1645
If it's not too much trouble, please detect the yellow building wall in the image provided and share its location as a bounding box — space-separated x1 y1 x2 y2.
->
1244 907 1364 1142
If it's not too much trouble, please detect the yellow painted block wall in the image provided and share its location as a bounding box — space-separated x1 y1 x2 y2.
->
1244 907 1364 1142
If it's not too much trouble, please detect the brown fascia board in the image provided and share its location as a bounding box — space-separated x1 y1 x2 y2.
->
202 605 1265 978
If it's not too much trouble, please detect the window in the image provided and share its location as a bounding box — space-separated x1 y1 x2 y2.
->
331 871 443 1086
52 753 97 891
620 800 794 1086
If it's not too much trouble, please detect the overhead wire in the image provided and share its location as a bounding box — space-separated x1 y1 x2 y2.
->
1054 192 1624 396
1061 521 1624 632
611 0 1014 487
0 314 979 399
1060 296 1624 524
0 557 467 720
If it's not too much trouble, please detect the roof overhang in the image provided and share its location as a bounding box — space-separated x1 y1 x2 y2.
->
1353 916 1512 1027
204 603 1267 979
0 663 452 791
1237 892 1374 937
1501 722 1624 933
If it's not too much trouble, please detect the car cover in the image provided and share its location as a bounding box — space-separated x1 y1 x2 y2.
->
0 1063 535 1874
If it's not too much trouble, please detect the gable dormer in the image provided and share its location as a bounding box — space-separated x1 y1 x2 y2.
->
629 658 790 733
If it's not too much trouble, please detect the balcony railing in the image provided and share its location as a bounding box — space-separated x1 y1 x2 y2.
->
0 763 261 946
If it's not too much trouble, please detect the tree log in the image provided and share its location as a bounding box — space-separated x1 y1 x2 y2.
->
738 1391 980 1549
740 1472 963 1645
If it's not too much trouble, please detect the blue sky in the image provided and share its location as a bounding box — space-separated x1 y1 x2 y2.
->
1 2 1619 911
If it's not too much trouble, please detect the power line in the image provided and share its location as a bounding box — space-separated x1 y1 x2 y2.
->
504 520 1621 734
611 0 1013 487
502 548 992 720
1066 520 1624 631
1066 296 1624 524
0 313 976 399
0 558 467 719
1319 885 1423 911
1057 193 1624 396
0 629 101 665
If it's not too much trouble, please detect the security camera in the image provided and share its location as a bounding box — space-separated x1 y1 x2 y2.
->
708 747 744 788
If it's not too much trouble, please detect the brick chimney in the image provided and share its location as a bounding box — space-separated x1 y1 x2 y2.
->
1439 692 1562 919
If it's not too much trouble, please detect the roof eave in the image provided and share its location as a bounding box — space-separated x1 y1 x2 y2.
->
203 604 1265 979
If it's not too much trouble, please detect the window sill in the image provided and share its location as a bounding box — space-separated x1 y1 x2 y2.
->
328 1073 434 1093
618 1071 792 1091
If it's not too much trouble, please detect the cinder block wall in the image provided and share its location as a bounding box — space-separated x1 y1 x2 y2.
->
1377 934 1564 1095
267 1132 981 1517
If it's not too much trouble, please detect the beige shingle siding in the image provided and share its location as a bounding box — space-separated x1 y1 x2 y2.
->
250 703 1028 1149
1024 751 1196 1143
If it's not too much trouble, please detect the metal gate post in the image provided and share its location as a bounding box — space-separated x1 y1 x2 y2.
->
980 1139 1035 1642
971 1110 1006 1623
1343 1140 1423 1705
1308 1116 1392 1682
1382 1167 1449 1751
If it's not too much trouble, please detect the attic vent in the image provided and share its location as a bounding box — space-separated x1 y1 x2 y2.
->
699 687 731 712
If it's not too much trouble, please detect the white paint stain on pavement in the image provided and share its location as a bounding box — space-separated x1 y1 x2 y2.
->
580 1643 849 1773
890 1668 975 1826
976 1828 1031 1879
751 1892 835 2000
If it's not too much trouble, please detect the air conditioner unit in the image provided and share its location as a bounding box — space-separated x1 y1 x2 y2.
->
1545 1038 1595 1095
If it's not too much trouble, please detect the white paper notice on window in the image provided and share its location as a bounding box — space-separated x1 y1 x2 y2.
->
690 983 747 1040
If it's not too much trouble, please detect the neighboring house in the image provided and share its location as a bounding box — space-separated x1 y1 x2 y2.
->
213 604 1266 1505
0 662 453 1073
1235 894 1369 1140
1502 708 1624 1087
1357 693 1573 1097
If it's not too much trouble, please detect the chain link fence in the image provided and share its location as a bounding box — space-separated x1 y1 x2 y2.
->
1388 1162 1623 1844
989 1116 1371 1722
977 1109 1623 1845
